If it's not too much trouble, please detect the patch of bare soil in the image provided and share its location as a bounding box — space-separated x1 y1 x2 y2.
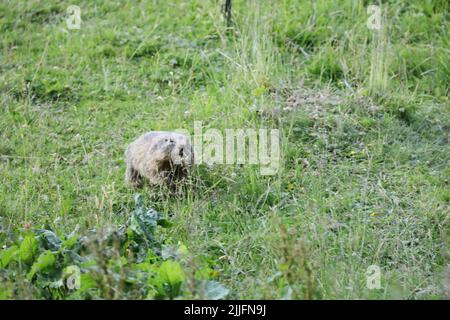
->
258 87 345 121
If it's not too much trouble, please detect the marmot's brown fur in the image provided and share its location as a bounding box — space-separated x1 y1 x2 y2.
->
125 131 194 188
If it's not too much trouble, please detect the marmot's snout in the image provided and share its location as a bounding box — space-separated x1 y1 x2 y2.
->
171 142 193 166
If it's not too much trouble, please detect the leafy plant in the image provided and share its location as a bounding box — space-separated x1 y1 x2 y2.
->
0 194 229 299
27 250 56 280
18 234 38 264
197 280 230 300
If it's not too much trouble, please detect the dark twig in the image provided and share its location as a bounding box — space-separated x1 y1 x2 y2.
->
224 0 232 28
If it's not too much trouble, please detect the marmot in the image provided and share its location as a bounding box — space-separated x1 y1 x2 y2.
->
125 131 194 188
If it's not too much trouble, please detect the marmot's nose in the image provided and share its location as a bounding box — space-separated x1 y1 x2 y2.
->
179 147 184 157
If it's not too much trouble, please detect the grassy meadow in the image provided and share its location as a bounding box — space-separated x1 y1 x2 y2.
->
0 0 449 299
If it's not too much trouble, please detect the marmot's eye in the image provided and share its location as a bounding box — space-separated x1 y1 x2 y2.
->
170 139 174 143
164 138 168 142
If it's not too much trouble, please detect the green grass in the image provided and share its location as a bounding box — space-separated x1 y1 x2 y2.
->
0 0 449 299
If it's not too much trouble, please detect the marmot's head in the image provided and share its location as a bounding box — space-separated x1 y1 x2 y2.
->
150 132 193 185
151 132 194 168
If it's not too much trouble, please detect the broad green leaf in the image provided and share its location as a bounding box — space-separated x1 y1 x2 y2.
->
0 245 19 268
79 273 96 293
64 265 81 290
154 260 185 298
19 235 38 264
159 260 185 284
27 250 56 280
35 229 62 251
129 194 164 244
